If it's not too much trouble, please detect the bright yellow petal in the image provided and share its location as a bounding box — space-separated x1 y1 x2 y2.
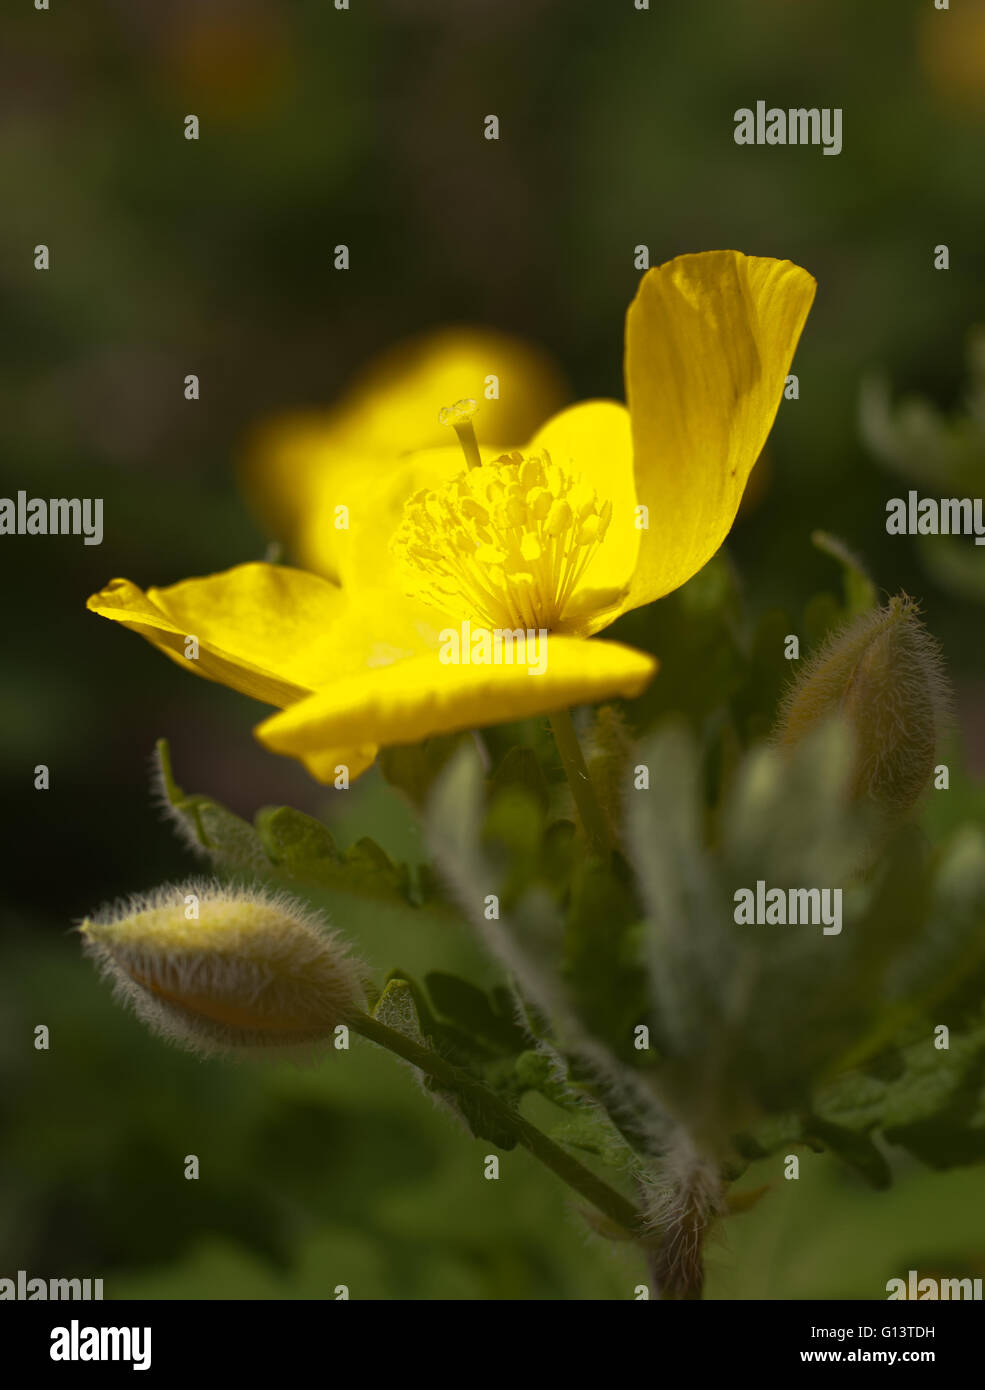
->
622 250 816 612
297 744 379 783
332 327 567 453
255 636 657 779
528 400 639 634
300 444 465 593
86 564 431 708
242 327 567 580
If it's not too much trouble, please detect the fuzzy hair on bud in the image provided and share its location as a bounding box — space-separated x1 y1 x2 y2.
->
79 880 367 1058
774 594 950 813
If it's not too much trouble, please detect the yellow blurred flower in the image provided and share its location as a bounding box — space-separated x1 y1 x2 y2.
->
920 0 985 111
88 251 815 783
164 8 293 121
241 325 569 579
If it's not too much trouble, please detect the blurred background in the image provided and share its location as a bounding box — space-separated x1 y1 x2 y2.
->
2 0 984 1298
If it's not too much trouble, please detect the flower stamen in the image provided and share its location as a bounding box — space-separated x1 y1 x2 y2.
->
439 397 483 471
391 448 612 631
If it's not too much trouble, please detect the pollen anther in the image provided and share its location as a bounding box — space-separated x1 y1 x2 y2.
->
391 450 612 630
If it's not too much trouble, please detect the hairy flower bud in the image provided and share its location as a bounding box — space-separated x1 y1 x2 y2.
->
79 881 367 1057
774 595 950 813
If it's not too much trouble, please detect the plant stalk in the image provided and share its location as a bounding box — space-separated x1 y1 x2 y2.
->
350 1011 640 1234
548 709 611 854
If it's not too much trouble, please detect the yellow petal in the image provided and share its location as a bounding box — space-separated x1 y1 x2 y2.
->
622 250 816 612
255 636 658 780
242 327 567 580
328 327 567 453
527 400 639 628
86 563 428 708
291 744 379 784
303 444 468 593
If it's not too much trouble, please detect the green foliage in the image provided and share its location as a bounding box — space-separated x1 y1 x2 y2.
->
155 739 447 912
811 530 878 619
425 704 985 1191
861 329 985 499
861 328 985 605
489 746 550 818
738 1010 985 1185
379 735 467 810
371 974 524 1149
425 972 527 1054
820 1014 985 1168
372 978 428 1047
155 737 269 872
616 554 746 732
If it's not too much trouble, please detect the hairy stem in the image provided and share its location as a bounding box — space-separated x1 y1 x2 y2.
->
642 1137 725 1300
350 1011 640 1234
549 709 611 854
649 1198 708 1299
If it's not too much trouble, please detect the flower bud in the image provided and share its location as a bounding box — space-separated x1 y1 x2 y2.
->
775 595 950 813
79 881 367 1057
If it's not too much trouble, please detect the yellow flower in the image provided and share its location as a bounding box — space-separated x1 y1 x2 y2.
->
88 251 815 783
241 324 569 581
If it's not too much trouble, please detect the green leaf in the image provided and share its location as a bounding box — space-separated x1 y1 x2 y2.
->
811 530 877 618
917 533 985 606
372 978 427 1046
156 742 450 911
800 1117 891 1189
868 1020 985 1167
489 746 549 817
513 1048 568 1102
624 720 950 1134
450 1090 519 1151
153 739 268 870
425 971 528 1053
373 978 518 1149
860 364 985 497
255 804 338 865
482 787 547 905
737 1011 985 1180
547 1107 640 1171
379 734 467 810
562 854 650 1061
255 803 427 903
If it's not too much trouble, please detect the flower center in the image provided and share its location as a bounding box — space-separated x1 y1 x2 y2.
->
391 447 613 631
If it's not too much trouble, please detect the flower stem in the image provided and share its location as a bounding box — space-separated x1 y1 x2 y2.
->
349 1011 641 1234
548 709 611 855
